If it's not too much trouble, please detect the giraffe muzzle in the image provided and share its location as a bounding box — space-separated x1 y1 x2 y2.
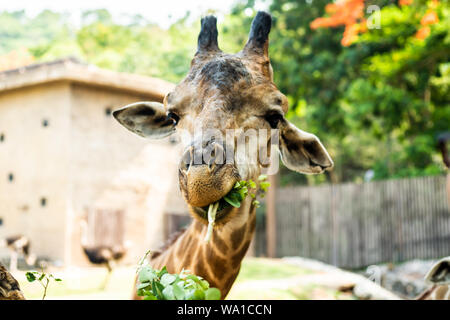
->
178 163 240 208
178 141 240 208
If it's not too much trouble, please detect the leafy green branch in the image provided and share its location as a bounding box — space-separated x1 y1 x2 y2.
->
136 265 221 300
222 174 270 209
25 269 62 300
204 174 271 242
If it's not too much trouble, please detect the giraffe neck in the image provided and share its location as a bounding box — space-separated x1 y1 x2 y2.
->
150 197 256 298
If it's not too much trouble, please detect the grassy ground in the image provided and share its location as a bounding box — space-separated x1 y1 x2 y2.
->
228 258 354 300
236 258 310 280
15 257 354 300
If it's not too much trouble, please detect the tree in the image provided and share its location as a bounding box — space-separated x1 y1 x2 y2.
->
263 0 449 183
0 4 447 184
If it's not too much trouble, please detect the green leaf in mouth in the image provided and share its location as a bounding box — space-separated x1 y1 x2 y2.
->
223 194 241 208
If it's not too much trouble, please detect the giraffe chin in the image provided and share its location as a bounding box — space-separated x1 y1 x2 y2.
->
179 163 241 208
190 205 235 225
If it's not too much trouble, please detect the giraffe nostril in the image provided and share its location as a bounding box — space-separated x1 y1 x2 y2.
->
207 142 225 171
180 141 226 173
180 146 194 173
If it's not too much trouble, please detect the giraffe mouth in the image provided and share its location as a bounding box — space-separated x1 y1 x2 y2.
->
179 164 240 208
191 205 234 223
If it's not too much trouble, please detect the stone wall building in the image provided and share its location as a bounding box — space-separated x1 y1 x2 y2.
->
0 58 190 267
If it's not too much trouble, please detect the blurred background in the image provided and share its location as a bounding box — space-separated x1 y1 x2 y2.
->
0 0 449 299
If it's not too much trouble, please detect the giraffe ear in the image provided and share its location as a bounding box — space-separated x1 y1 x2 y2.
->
425 257 450 285
113 102 175 139
278 120 333 174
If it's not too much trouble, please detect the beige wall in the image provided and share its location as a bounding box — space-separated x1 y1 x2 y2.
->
67 84 181 266
0 81 183 267
0 82 71 262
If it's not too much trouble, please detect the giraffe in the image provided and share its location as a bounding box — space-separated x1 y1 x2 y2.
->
416 257 450 300
416 135 450 300
0 261 25 300
113 11 333 299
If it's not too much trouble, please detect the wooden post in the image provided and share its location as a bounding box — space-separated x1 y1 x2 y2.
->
266 173 278 258
446 173 450 208
331 184 338 266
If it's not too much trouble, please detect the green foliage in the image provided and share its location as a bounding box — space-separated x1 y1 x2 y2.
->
261 0 449 184
0 10 72 55
26 269 62 300
204 174 269 242
221 175 270 210
223 181 249 208
136 264 221 300
0 3 447 184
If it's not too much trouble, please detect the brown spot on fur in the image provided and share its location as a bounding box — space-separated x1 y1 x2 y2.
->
204 245 227 280
151 226 188 259
231 240 251 269
194 249 210 279
194 220 204 232
212 231 229 254
223 273 238 295
176 232 194 258
230 223 247 250
182 247 193 268
249 215 256 233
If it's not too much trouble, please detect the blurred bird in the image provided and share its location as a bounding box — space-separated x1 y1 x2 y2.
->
80 220 130 289
0 235 36 272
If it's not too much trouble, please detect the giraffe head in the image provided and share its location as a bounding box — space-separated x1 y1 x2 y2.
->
114 12 333 225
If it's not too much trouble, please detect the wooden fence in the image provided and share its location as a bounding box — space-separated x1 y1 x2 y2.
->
254 175 450 269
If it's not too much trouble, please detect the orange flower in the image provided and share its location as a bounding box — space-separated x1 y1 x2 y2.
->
399 0 413 6
421 10 439 25
0 48 34 72
342 24 360 46
415 26 430 39
310 0 365 29
310 0 367 46
310 17 327 30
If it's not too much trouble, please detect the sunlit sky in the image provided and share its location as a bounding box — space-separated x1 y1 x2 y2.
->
0 0 270 28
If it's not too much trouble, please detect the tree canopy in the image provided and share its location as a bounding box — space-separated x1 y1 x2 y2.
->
0 0 448 185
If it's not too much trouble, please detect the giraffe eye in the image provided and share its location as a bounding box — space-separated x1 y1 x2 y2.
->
167 111 180 125
265 112 283 129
